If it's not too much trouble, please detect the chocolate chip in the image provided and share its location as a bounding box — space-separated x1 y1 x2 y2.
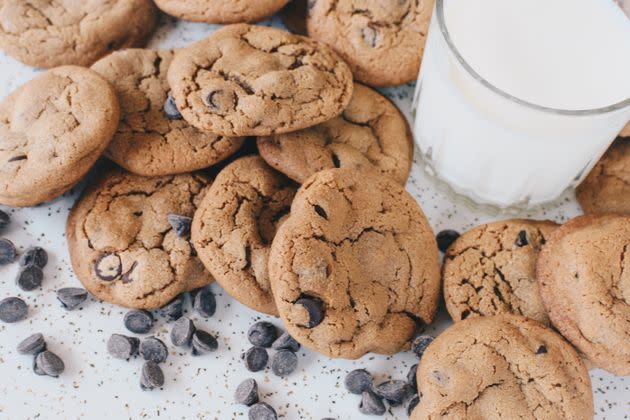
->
206 90 222 109
313 204 328 220
407 394 420 416
163 94 183 120
0 297 27 323
107 334 140 360
191 330 218 355
358 390 386 416
121 261 138 284
140 361 164 390
242 346 268 372
56 287 88 310
295 296 324 328
15 264 43 291
140 336 168 363
407 364 418 389
0 238 16 265
247 321 277 347
17 333 46 355
411 335 434 358
536 345 547 354
515 230 529 247
35 351 64 377
124 310 154 334
436 230 460 253
344 369 373 394
0 209 9 231
374 380 411 405
248 402 277 420
331 153 341 168
19 246 48 268
170 317 195 347
193 287 216 318
235 378 259 406
361 26 379 48
271 332 300 352
167 213 192 238
270 349 298 377
94 252 121 281
33 356 46 376
160 294 184 321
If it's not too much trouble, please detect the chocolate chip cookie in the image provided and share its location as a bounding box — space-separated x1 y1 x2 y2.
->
0 0 157 68
257 83 414 185
91 49 244 176
443 219 558 325
167 24 354 137
410 315 593 420
66 168 213 309
192 156 297 315
0 66 119 207
269 168 441 359
306 0 434 86
537 214 630 375
154 0 288 24
576 138 630 214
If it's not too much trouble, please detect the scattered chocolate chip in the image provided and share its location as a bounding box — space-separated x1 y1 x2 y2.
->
19 246 48 268
411 335 434 358
191 330 218 355
33 356 46 376
140 361 164 390
248 402 277 420
163 94 183 120
35 350 65 377
0 238 17 265
107 334 140 360
536 345 547 354
407 364 418 389
17 333 46 355
344 369 373 394
168 213 192 237
359 390 386 416
295 296 324 328
140 336 168 363
160 295 184 321
242 346 268 372
270 349 298 377
0 297 27 323
0 209 9 231
436 230 460 253
15 264 43 291
94 252 122 281
235 378 259 406
170 317 195 347
271 332 300 352
374 380 411 405
56 287 88 310
247 321 277 347
193 287 216 318
361 26 379 48
407 394 420 416
124 310 154 334
515 230 529 247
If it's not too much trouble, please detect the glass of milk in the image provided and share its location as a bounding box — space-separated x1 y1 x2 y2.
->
413 0 630 208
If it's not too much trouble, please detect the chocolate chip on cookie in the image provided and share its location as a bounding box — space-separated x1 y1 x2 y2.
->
154 0 289 24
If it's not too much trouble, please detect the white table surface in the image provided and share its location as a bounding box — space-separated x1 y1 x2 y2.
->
0 14 627 420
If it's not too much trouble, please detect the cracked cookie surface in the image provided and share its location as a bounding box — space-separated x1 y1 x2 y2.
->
154 0 288 24
91 49 244 176
0 0 157 68
410 315 593 420
167 24 354 137
537 214 630 375
67 168 213 309
306 0 434 87
0 65 119 207
269 168 440 359
576 138 630 214
257 83 413 185
192 156 297 315
443 219 558 325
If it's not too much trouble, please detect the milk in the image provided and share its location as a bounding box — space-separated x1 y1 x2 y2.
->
413 0 630 207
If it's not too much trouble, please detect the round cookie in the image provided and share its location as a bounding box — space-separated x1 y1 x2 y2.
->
537 214 630 375
443 219 558 325
167 24 354 137
0 65 119 207
410 315 593 420
91 49 244 176
192 156 297 315
576 139 630 214
269 168 441 359
154 0 288 24
306 0 434 87
0 0 157 68
67 169 213 309
257 83 413 186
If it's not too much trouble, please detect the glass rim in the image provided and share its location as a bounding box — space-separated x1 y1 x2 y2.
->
435 0 630 116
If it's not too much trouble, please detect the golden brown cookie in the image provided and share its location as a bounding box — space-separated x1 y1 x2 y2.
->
443 219 558 325
537 214 630 375
0 65 119 207
192 156 297 315
67 169 213 309
257 83 413 185
269 168 441 359
411 315 593 420
91 49 244 176
576 139 630 214
154 0 288 24
167 24 354 137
